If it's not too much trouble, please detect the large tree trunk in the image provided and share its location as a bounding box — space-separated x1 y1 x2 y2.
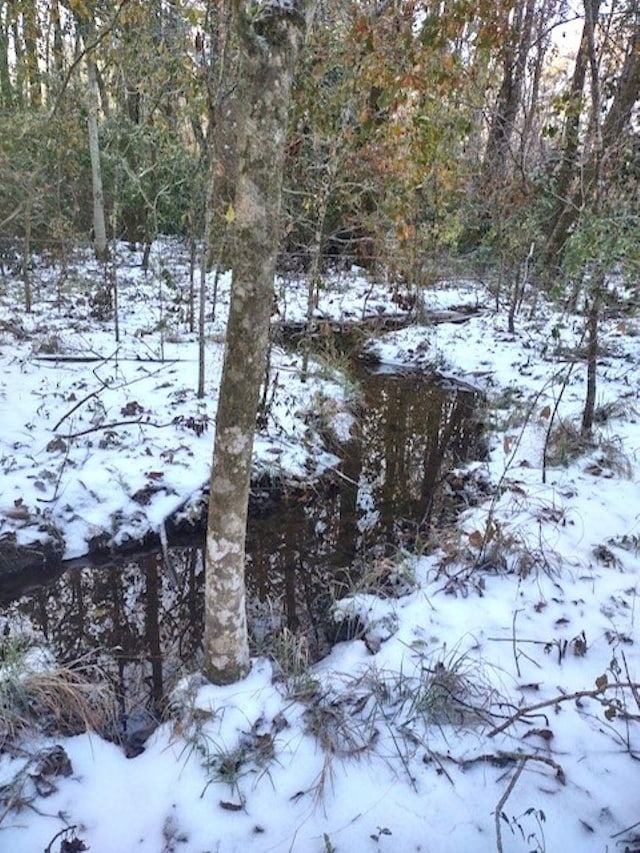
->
203 0 316 685
482 0 536 178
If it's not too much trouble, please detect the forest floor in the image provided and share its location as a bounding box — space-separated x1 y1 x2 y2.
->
0 240 639 852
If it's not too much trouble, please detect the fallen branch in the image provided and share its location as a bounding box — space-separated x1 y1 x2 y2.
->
35 355 186 363
0 319 27 340
494 758 526 853
53 360 173 432
60 417 177 440
488 680 640 738
459 750 565 783
429 748 566 785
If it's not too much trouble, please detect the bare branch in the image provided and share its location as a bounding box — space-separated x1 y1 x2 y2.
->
488 681 640 738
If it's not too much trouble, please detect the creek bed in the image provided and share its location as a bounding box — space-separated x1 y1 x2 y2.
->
0 358 485 726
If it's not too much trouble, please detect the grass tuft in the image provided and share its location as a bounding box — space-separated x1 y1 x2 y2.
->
0 637 115 749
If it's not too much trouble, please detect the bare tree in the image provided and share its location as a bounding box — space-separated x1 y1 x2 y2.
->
76 12 108 260
203 0 317 685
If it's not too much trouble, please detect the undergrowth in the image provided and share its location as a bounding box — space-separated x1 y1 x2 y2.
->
0 637 115 750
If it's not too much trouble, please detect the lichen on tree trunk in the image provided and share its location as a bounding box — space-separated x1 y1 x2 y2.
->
203 0 316 685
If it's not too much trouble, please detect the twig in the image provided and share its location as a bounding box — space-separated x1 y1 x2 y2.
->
488 681 640 738
37 426 74 503
52 360 171 432
494 758 526 853
611 818 640 839
511 609 522 679
61 418 178 439
44 825 82 853
622 651 640 713
460 750 565 782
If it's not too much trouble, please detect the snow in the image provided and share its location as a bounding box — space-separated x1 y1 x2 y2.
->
1 252 640 852
0 240 388 560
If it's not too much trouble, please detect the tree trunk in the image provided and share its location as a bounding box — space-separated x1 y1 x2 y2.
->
482 0 536 178
81 18 108 261
203 0 317 685
542 0 598 273
50 0 65 80
544 6 640 272
22 0 42 107
0 14 13 107
11 21 25 106
581 281 600 436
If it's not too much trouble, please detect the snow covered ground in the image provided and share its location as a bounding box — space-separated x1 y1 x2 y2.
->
0 240 393 563
1 249 639 852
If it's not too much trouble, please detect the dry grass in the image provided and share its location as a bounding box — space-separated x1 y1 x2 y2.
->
270 628 320 700
544 417 593 467
0 639 116 749
545 417 632 476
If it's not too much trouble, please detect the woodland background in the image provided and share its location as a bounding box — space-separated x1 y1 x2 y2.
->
0 0 638 311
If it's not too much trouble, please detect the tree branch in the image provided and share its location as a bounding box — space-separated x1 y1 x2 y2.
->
45 0 131 124
488 681 640 738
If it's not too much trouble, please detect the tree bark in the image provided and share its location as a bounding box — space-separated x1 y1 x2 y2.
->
74 12 108 260
482 0 536 178
22 0 42 107
0 13 13 108
581 281 600 436
544 5 640 273
542 0 599 273
203 0 317 685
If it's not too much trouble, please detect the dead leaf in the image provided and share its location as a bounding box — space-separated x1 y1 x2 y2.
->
121 400 144 417
539 405 551 419
523 728 553 741
468 530 484 548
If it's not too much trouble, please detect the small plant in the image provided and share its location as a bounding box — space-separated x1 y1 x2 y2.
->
370 826 392 842
270 628 319 700
502 807 546 852
323 833 337 853
304 692 378 758
407 647 498 728
173 695 282 800
489 386 529 431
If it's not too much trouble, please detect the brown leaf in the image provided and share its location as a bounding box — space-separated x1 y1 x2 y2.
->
595 674 608 690
522 727 553 741
468 530 484 548
539 405 551 419
121 400 145 417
